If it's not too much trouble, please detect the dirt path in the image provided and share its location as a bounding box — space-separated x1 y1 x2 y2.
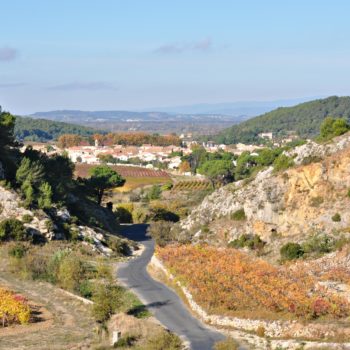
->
0 273 97 350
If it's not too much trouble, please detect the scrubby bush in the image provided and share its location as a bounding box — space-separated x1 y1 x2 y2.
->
143 330 182 350
0 288 31 326
161 182 173 191
332 213 341 222
214 338 239 350
149 206 179 223
107 236 131 255
8 243 27 259
230 208 246 221
92 284 123 323
21 214 33 224
132 207 149 223
280 242 304 260
114 334 138 347
273 154 294 172
0 219 27 241
79 280 93 299
115 203 133 223
57 254 87 291
147 185 162 200
147 221 175 247
228 234 265 251
310 196 324 207
301 155 323 165
302 234 332 255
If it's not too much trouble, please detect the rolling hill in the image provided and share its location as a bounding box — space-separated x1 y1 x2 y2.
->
14 116 100 142
214 96 350 144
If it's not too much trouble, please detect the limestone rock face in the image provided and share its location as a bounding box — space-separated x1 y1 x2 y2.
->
0 185 114 255
180 134 350 244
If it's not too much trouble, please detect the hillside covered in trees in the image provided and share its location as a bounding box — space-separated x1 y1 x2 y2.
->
214 96 350 144
14 116 100 142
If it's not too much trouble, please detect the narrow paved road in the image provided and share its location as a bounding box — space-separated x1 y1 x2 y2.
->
117 224 226 350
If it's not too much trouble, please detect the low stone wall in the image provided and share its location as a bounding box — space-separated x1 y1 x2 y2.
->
150 255 350 350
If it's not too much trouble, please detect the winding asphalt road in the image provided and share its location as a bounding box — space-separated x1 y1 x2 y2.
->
117 224 227 350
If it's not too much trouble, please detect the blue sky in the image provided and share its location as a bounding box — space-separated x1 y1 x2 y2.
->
1 0 350 114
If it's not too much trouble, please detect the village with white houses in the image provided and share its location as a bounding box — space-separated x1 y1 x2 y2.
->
23 131 300 171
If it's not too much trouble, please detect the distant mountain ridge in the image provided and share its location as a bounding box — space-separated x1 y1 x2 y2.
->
29 110 247 123
213 96 350 144
146 96 321 116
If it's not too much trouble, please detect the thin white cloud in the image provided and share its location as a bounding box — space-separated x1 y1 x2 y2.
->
155 38 212 54
0 82 26 88
0 47 18 61
49 81 118 91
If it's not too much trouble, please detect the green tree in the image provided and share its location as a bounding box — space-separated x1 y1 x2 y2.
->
0 219 27 241
197 159 234 187
88 165 125 205
319 117 350 140
16 157 45 208
0 110 18 180
38 182 53 209
234 152 256 180
187 145 207 174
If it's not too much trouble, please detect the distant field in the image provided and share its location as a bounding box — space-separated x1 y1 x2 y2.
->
116 176 171 192
75 164 171 192
75 164 170 178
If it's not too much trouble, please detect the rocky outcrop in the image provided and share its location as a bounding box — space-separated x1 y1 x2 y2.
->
180 133 350 245
0 185 117 255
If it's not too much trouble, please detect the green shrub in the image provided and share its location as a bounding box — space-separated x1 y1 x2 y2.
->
161 182 173 191
228 234 265 250
115 204 133 224
147 185 162 200
230 208 246 221
113 334 137 348
57 254 87 291
107 237 130 255
332 213 341 222
21 214 33 223
0 219 28 241
44 219 54 232
79 280 93 299
273 154 294 172
149 207 179 223
310 196 324 207
147 221 174 247
214 338 239 350
92 284 123 323
143 330 182 350
280 242 304 260
301 155 323 165
8 243 27 259
132 207 149 223
302 234 335 255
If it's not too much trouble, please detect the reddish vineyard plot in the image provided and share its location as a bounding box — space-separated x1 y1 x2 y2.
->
172 180 211 191
156 245 350 320
75 164 170 179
